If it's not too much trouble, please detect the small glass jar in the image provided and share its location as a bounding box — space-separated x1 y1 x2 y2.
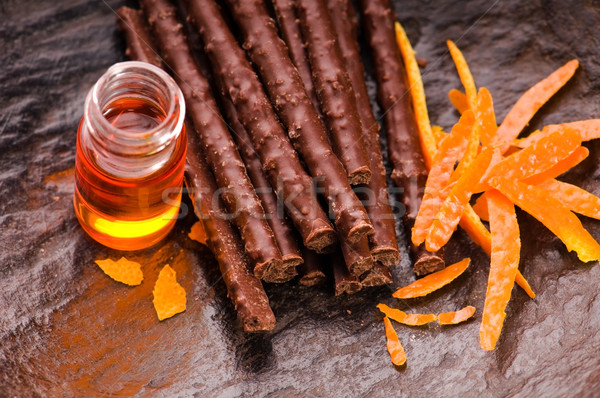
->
73 61 187 251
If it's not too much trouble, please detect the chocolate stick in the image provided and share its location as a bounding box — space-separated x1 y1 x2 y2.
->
116 7 162 68
325 0 400 266
295 0 371 185
222 0 373 244
360 263 393 287
218 89 303 280
331 252 362 295
183 0 336 252
116 6 275 331
341 236 374 277
297 245 326 286
139 0 284 280
270 0 321 116
358 0 445 275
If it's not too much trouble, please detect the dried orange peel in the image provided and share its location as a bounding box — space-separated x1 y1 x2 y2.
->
516 119 600 148
447 40 477 110
393 258 470 299
522 146 589 185
377 304 438 326
480 190 521 350
538 179 600 220
438 306 476 325
152 264 187 321
188 221 208 245
95 257 143 286
448 89 468 114
383 317 407 366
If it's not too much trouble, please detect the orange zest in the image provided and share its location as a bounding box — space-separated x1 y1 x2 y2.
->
495 60 579 152
152 264 187 321
517 119 600 148
95 257 143 286
438 305 476 325
447 40 477 110
448 89 468 114
480 190 521 350
383 317 407 366
393 258 470 299
427 148 495 251
395 21 436 169
188 221 208 245
489 177 600 263
538 179 600 220
377 304 438 326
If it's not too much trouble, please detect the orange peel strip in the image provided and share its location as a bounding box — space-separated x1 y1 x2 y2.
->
448 89 468 114
393 258 470 299
377 304 438 326
427 147 496 252
412 111 474 245
482 127 582 190
538 179 600 220
450 93 484 183
152 264 187 321
395 21 436 170
489 177 600 263
522 146 589 185
495 59 579 153
447 40 477 110
517 119 600 148
472 193 490 222
480 190 521 350
476 87 498 148
383 317 407 366
438 305 476 325
95 257 143 286
188 221 208 245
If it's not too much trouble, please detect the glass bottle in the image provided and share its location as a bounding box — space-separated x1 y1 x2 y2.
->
73 61 187 251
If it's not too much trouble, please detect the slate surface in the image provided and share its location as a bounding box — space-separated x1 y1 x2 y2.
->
1 0 600 396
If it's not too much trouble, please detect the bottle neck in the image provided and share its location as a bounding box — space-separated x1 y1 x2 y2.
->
81 61 185 179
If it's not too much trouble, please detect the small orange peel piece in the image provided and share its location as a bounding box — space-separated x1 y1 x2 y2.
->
495 59 579 152
95 257 143 286
438 305 476 325
393 258 470 299
447 40 477 110
480 190 520 351
152 264 187 321
383 317 407 366
188 221 208 245
517 119 600 148
489 177 600 263
377 304 438 326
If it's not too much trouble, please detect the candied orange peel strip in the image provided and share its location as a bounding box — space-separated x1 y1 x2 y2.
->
448 89 468 114
438 305 476 325
522 146 589 185
152 264 187 321
517 119 600 148
188 221 208 245
447 40 477 110
480 190 520 350
495 59 579 152
95 257 143 286
489 177 600 263
476 87 498 149
383 317 407 366
393 258 470 299
395 21 437 169
538 179 600 220
377 304 438 326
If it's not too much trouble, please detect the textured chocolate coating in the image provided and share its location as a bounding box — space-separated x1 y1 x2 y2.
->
223 0 373 245
116 7 162 68
140 0 283 279
271 0 322 117
297 245 326 286
326 0 400 266
331 252 362 295
358 0 443 273
341 235 374 276
185 133 276 332
184 0 336 252
217 89 302 282
360 263 393 287
295 0 371 185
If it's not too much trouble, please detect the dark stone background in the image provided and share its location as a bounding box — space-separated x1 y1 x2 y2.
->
1 0 599 396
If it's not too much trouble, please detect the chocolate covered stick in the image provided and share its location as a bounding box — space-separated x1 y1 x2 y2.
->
341 236 373 277
326 0 400 266
116 7 162 68
298 246 326 286
360 263 393 287
139 0 283 279
358 0 444 275
184 0 336 252
331 252 362 295
186 133 276 332
270 0 321 116
295 0 371 185
218 90 302 280
222 0 373 244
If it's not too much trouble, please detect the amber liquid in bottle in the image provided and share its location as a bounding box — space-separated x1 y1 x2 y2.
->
74 62 186 251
